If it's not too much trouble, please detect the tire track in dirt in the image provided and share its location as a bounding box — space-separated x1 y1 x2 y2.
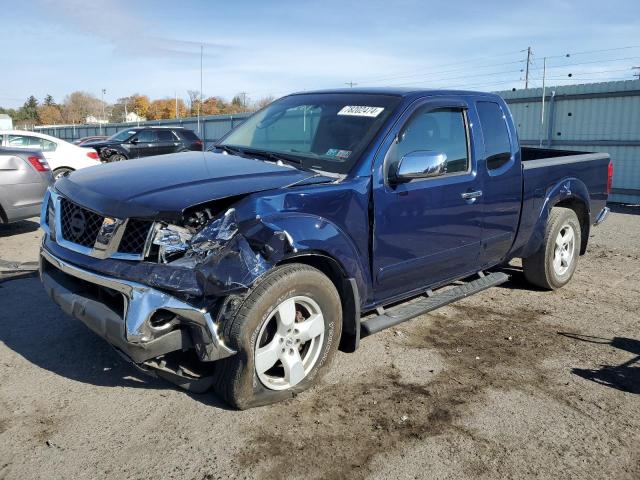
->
234 301 588 479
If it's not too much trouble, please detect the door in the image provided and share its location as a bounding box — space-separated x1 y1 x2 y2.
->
129 129 158 157
372 98 483 301
156 129 180 155
475 101 521 266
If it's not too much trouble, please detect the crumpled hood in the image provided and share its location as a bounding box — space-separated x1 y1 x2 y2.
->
55 151 332 221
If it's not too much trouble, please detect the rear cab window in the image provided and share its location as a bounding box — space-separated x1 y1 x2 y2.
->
476 101 513 171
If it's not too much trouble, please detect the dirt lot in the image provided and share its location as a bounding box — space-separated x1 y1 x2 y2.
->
1 209 638 480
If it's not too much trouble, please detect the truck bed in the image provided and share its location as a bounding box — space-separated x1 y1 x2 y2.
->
511 147 610 258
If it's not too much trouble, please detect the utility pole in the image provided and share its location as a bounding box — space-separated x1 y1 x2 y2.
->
524 46 532 89
198 45 203 135
345 81 357 88
175 91 178 119
540 57 547 147
101 88 106 134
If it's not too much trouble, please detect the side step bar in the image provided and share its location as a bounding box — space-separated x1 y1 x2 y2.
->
360 271 509 337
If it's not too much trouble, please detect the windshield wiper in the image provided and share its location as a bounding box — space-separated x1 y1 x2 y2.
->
215 144 245 156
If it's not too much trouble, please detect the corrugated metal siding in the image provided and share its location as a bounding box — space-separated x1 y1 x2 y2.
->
497 80 640 203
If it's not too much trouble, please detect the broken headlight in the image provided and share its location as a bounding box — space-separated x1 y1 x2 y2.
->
152 209 239 264
152 224 193 263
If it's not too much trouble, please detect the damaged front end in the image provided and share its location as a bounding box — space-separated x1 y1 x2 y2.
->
39 188 298 391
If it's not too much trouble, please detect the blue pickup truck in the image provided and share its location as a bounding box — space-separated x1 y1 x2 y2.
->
39 88 612 408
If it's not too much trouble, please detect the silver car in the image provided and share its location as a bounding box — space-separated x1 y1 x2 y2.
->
0 147 53 223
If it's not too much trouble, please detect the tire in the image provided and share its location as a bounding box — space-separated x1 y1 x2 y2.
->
523 206 581 290
52 167 74 180
212 264 342 409
109 153 126 162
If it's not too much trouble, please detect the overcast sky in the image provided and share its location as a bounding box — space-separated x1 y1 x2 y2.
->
1 0 639 108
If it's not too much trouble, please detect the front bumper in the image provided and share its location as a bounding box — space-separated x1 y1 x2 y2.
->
40 247 235 364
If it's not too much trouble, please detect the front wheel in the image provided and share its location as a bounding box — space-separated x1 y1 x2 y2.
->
212 264 342 409
523 206 581 290
108 153 127 162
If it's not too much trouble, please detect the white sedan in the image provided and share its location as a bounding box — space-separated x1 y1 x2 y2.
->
0 130 101 180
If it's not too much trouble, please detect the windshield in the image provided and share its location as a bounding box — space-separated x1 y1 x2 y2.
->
109 129 137 142
219 93 402 174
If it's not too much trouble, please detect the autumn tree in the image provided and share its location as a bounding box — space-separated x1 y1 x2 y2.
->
187 90 202 116
147 98 188 120
201 96 228 115
61 91 102 124
37 105 64 125
254 96 275 110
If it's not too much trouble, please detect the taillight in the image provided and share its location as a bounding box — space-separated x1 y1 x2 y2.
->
607 160 614 194
86 151 99 160
27 156 50 172
194 140 203 150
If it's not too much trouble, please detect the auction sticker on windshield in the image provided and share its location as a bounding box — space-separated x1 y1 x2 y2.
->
338 106 385 117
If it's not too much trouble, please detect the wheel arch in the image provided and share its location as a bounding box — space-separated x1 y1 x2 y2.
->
278 252 361 353
521 177 591 258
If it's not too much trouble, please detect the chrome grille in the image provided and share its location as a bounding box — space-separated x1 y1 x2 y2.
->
59 198 104 248
118 219 153 254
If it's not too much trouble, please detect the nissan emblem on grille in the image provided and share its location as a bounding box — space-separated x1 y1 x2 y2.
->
69 209 86 239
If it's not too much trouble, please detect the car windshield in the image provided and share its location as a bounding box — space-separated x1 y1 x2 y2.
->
219 93 402 174
109 129 137 142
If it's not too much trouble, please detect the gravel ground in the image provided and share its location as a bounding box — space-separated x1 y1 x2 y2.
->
0 208 638 480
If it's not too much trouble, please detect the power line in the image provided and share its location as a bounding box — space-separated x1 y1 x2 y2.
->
543 45 640 60
356 49 526 84
358 58 525 85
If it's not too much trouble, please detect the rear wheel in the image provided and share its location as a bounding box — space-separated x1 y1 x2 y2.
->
212 264 342 409
523 206 581 290
52 167 74 180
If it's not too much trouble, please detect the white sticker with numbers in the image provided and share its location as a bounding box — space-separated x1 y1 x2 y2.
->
337 106 384 117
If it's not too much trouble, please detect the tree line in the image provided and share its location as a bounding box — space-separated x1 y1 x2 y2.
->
0 91 275 128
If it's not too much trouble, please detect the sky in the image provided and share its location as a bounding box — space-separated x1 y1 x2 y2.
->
1 0 639 108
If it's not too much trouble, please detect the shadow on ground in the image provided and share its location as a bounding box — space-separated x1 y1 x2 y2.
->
608 203 639 216
559 332 640 394
0 219 40 237
0 276 230 408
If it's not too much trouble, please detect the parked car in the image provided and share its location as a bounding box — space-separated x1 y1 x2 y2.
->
83 126 203 162
39 89 612 409
72 135 108 146
1 130 101 180
0 147 52 223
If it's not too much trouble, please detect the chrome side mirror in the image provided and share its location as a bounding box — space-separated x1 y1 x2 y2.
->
395 150 447 182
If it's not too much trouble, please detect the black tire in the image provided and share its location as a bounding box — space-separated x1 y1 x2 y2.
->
109 153 126 162
523 206 581 290
53 167 74 180
212 264 342 409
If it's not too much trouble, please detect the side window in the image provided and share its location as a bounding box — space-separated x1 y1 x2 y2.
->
476 101 512 170
157 130 176 142
8 135 40 148
390 107 469 176
41 139 57 152
135 130 157 143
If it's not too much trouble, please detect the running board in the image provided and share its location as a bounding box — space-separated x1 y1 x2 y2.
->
360 271 509 337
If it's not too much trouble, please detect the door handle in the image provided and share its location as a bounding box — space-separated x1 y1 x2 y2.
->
461 190 483 200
